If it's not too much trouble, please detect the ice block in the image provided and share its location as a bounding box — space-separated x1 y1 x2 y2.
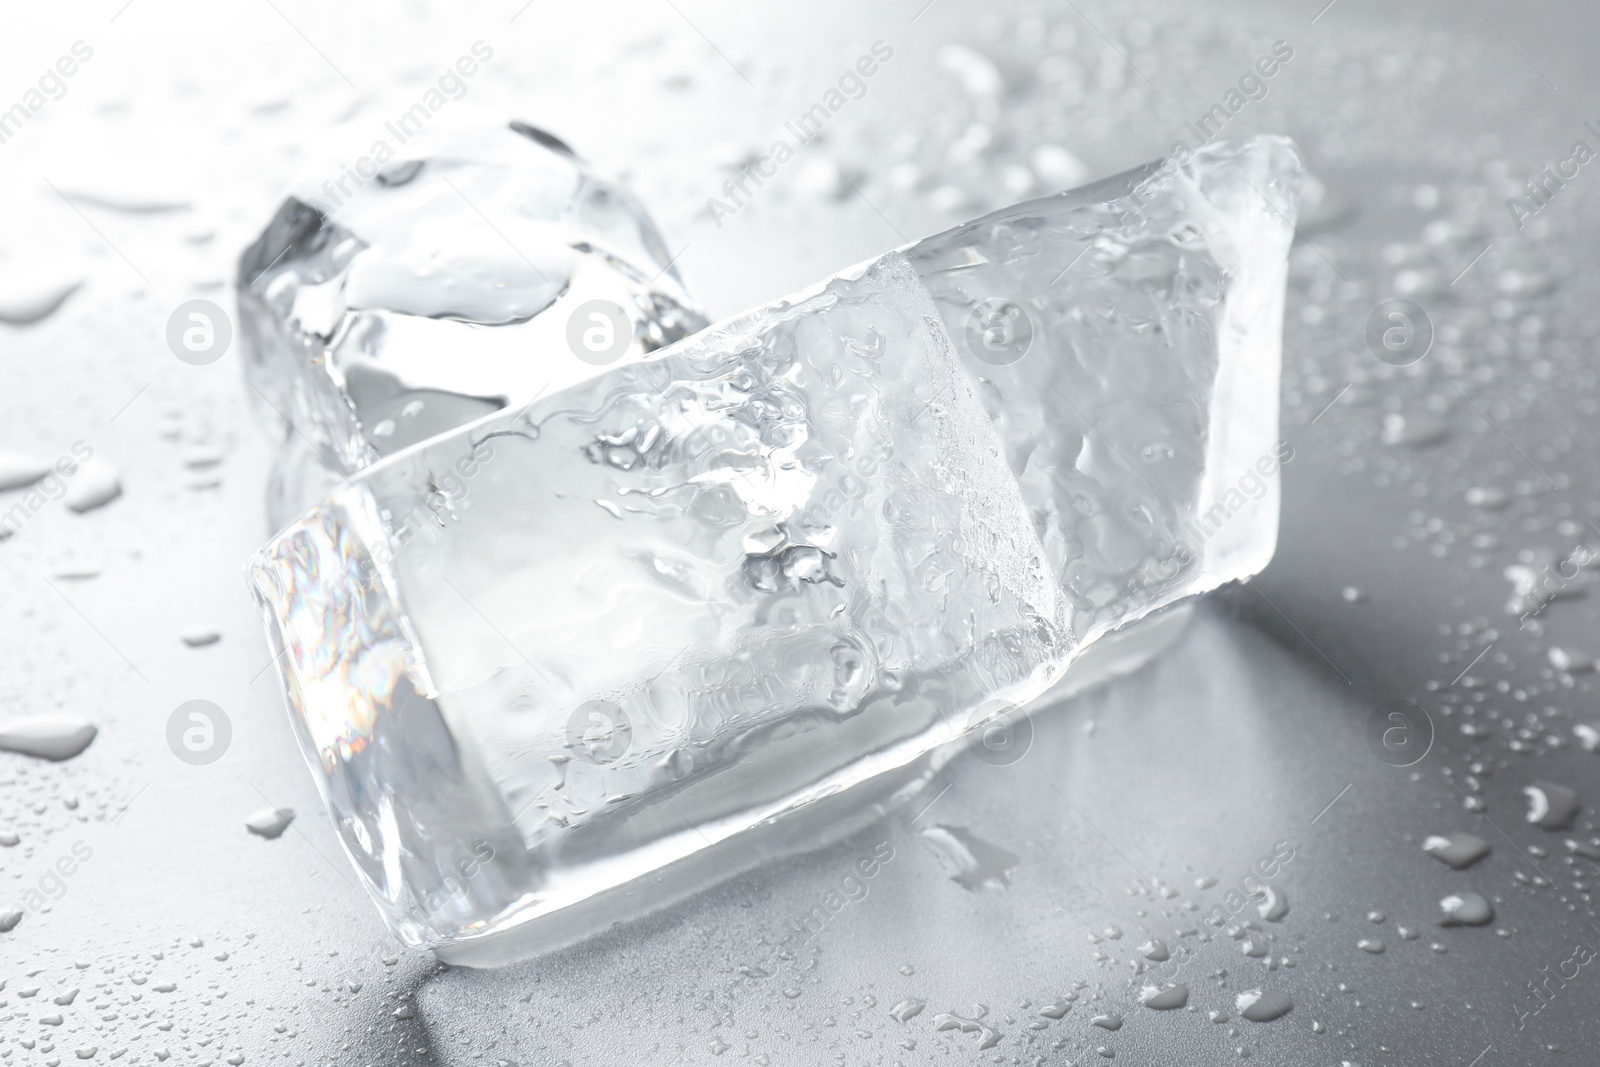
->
246 135 1301 963
237 109 708 527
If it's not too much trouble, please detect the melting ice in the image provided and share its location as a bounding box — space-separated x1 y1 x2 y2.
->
246 134 1302 961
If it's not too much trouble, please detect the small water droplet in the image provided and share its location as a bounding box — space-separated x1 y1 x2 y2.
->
245 807 295 840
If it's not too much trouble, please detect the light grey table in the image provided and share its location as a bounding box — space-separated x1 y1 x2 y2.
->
1 1 1596 1063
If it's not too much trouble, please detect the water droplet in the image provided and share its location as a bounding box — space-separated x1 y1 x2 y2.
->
1091 1013 1123 1031
889 998 925 1022
63 458 121 513
932 1012 1001 1050
1548 647 1594 673
1235 990 1293 1022
0 715 98 760
1464 486 1509 510
918 825 1019 891
1422 832 1490 869
1357 939 1385 954
1438 892 1494 926
1253 886 1289 922
181 626 221 648
1137 939 1169 962
0 274 82 326
1524 781 1580 830
1139 984 1188 1010
0 451 53 491
245 807 295 840
1381 412 1450 447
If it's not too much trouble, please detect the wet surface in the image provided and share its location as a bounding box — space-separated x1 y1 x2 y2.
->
1 0 1598 1063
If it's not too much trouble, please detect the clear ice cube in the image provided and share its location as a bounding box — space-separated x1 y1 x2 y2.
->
236 109 708 527
247 135 1300 963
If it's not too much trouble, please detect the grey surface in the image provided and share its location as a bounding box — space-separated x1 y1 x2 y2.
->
1 0 1598 1063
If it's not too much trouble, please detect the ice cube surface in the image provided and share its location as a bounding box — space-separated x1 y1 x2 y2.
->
247 135 1301 962
237 109 708 527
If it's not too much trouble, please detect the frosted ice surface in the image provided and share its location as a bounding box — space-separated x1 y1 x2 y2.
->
247 135 1300 960
237 109 708 527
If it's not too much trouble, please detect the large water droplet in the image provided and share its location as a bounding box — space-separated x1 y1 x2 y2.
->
1438 892 1494 926
1523 782 1580 830
0 275 82 325
1253 885 1289 922
1422 832 1490 869
918 825 1019 891
932 1012 1000 1050
1139 984 1188 1010
63 458 122 513
1236 990 1293 1022
0 715 98 760
1137 939 1169 962
889 998 925 1023
0 451 53 492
